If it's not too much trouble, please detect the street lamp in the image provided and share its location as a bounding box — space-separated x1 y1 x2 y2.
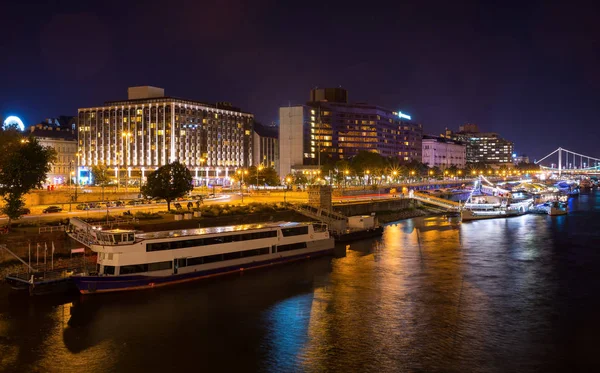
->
237 169 248 203
122 132 132 191
256 165 264 189
285 176 292 203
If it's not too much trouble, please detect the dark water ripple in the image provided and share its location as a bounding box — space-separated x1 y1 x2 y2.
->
1 191 600 372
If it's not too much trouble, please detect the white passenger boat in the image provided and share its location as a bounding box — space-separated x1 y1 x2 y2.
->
461 195 533 221
69 221 334 294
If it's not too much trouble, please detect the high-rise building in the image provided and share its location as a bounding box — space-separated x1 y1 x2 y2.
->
78 86 253 186
253 123 278 170
29 118 77 185
421 135 466 169
279 88 423 177
444 125 513 165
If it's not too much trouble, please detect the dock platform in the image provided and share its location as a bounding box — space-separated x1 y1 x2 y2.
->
4 267 87 296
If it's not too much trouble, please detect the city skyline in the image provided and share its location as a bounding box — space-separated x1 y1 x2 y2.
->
2 1 600 160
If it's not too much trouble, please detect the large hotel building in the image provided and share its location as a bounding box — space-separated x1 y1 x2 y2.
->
78 86 254 185
444 124 514 165
279 88 422 177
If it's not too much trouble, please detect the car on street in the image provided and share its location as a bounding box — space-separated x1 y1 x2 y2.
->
43 206 63 213
18 207 31 215
76 203 90 210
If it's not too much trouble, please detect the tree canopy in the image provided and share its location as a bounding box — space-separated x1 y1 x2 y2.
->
140 161 193 210
0 129 56 223
246 166 280 186
90 165 111 187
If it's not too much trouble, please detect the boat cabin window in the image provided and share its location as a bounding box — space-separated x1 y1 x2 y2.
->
281 226 309 237
146 230 277 252
103 265 115 275
98 232 135 245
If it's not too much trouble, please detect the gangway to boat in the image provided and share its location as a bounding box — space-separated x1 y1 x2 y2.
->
291 204 348 234
67 218 99 247
412 192 461 211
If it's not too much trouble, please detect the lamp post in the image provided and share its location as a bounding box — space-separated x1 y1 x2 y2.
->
285 177 291 203
256 165 263 189
237 169 248 203
392 170 398 184
75 152 80 202
122 132 131 191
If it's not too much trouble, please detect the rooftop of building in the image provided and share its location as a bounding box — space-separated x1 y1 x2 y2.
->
81 86 252 115
254 122 278 138
423 134 466 145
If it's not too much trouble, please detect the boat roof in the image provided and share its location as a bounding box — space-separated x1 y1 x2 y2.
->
134 221 309 240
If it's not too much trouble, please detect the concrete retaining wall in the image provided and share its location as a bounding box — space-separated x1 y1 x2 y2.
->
334 198 416 216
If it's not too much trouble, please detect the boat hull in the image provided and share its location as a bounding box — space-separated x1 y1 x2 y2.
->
71 247 333 294
461 209 526 221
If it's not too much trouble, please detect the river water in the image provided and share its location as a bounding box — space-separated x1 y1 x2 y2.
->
1 191 600 372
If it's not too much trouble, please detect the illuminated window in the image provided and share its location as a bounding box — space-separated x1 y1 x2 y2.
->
158 130 164 136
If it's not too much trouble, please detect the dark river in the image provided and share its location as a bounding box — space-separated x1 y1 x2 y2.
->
1 191 600 372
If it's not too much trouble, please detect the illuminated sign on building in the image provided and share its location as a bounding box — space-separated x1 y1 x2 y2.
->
398 112 412 120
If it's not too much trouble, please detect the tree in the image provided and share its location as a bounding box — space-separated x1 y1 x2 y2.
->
140 161 193 211
291 171 308 185
246 166 280 186
0 130 55 225
91 165 110 200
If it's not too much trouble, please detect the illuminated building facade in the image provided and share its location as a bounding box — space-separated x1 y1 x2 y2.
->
29 117 77 185
253 123 278 170
421 135 466 169
78 86 253 185
444 125 513 164
279 88 423 177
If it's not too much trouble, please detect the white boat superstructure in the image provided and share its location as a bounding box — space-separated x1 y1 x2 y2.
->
460 176 533 221
68 221 334 293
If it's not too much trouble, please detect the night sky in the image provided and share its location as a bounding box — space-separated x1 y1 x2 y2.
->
2 0 600 161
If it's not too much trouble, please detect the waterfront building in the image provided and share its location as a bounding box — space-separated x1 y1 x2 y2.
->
29 117 78 185
444 124 513 165
77 86 254 186
253 123 278 170
513 154 530 165
279 88 423 177
421 135 466 169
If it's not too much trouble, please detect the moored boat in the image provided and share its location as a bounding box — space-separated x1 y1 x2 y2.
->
69 221 334 294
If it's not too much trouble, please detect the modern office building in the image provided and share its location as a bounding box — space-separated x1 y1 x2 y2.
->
421 135 466 169
279 88 423 177
444 124 514 165
253 123 278 170
29 117 78 185
78 86 254 185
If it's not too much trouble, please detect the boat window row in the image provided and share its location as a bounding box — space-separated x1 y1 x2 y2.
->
275 242 307 252
281 226 309 237
178 247 271 267
146 230 278 252
119 261 173 275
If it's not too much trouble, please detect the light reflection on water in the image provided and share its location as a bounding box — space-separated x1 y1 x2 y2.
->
1 192 600 372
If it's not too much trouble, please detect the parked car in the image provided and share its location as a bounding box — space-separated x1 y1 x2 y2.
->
43 206 63 213
16 207 31 216
76 203 89 210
